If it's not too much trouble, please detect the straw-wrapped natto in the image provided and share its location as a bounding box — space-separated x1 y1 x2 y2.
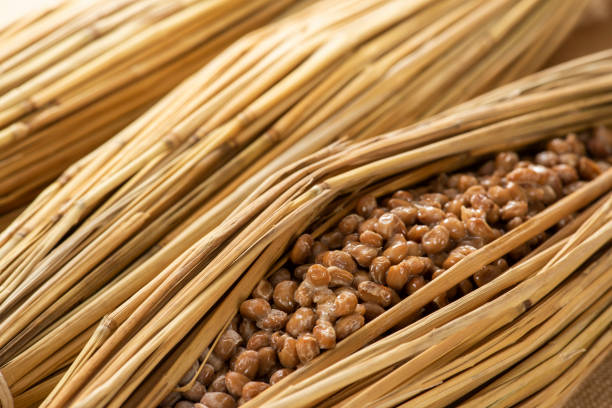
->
37 48 612 408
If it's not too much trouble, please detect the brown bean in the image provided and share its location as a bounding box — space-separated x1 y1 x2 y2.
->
547 138 572 154
356 195 378 217
495 151 518 172
474 265 503 287
383 241 412 264
421 193 449 207
257 347 276 377
421 225 450 254
407 225 429 242
209 374 228 393
416 205 445 225
439 217 464 240
460 205 485 221
320 231 344 249
354 303 365 316
505 182 528 202
312 241 328 261
430 251 448 269
403 256 431 275
507 165 548 185
213 330 243 361
252 280 273 302
293 282 313 307
305 264 331 286
362 302 385 319
352 271 371 289
342 233 360 246
458 279 473 295
391 206 418 225
371 208 387 218
273 280 297 312
225 371 249 397
338 214 364 234
312 286 335 305
506 216 523 230
270 332 289 351
290 234 313 264
183 381 207 402
359 230 383 247
321 250 357 273
327 266 353 287
348 243 379 267
228 315 240 332
242 381 270 401
552 164 578 184
200 392 236 408
313 320 336 349
246 331 270 350
197 364 215 386
268 268 291 286
500 200 528 220
433 294 448 309
487 185 511 206
278 338 299 368
239 299 270 322
462 185 486 204
369 256 391 284
444 199 463 217
579 157 601 180
161 392 181 407
206 353 224 372
407 275 426 294
535 151 558 167
385 263 408 291
239 319 256 341
269 368 294 385
296 334 320 363
294 264 310 280
334 291 358 316
285 307 316 337
457 174 478 191
559 152 579 167
257 309 287 331
375 212 406 239
179 361 199 386
465 217 500 243
335 313 365 340
566 133 586 155
588 126 612 157
443 245 476 269
392 190 413 201
176 400 196 408
358 281 392 307
525 185 556 205
229 347 245 372
471 193 499 224
387 198 411 208
358 217 378 234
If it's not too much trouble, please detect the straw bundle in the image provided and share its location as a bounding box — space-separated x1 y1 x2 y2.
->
0 0 297 212
0 0 596 406
34 48 612 408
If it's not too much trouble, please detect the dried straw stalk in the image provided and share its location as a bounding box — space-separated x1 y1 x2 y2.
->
40 49 612 408
0 0 297 212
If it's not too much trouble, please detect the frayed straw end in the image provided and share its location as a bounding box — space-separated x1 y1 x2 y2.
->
0 370 14 408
